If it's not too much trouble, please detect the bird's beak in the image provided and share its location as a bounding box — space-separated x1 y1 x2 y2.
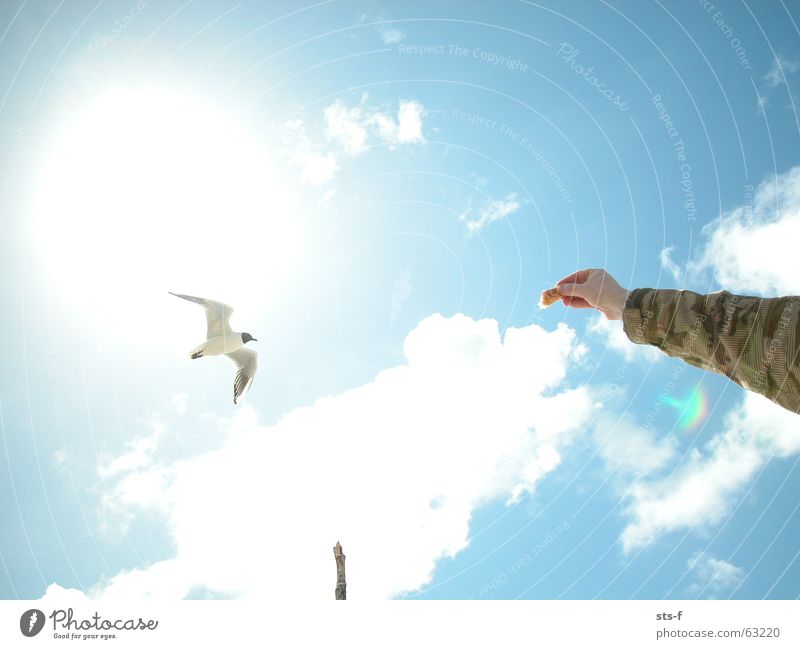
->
252 338 258 342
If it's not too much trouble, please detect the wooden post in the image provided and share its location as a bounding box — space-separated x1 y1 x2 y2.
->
334 541 346 600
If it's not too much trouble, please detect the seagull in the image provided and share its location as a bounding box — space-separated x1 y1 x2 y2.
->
169 292 258 404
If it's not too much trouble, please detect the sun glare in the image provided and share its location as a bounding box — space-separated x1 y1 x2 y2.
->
30 86 298 342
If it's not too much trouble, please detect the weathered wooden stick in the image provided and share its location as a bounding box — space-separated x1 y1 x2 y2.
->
334 541 346 600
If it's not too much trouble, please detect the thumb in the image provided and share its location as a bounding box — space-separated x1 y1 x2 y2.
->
556 282 586 299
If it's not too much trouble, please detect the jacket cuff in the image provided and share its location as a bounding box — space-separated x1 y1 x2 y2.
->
622 288 652 345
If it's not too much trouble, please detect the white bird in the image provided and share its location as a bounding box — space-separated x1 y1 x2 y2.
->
169 292 258 404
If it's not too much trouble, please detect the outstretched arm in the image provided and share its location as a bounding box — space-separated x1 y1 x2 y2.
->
557 269 800 414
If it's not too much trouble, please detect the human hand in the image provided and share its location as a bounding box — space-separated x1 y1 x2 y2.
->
556 268 629 320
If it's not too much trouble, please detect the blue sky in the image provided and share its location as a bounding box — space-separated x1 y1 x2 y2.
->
2 0 800 601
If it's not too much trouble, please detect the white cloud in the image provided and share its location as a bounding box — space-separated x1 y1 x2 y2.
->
759 56 800 111
570 342 589 364
281 118 338 186
764 54 800 88
324 100 370 155
594 413 677 478
380 27 405 44
373 100 425 146
284 98 425 185
73 314 593 600
393 100 424 144
40 583 90 601
685 553 744 597
95 413 181 538
324 98 425 153
587 314 662 363
53 446 68 471
690 165 800 295
299 152 339 186
462 193 521 233
659 245 682 282
620 391 800 553
98 420 164 480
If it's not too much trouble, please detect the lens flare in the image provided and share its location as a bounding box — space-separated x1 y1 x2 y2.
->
662 387 707 431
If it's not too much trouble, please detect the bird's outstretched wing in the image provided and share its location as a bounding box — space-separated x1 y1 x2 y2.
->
169 292 234 338
226 348 258 404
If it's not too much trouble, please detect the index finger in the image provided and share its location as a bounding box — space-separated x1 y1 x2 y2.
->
556 268 592 287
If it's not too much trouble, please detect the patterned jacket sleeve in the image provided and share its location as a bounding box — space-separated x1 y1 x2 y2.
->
621 288 800 414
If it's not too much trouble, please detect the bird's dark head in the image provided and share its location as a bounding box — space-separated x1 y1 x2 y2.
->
242 332 257 344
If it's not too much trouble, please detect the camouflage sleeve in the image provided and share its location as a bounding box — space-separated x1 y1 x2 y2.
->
621 288 800 414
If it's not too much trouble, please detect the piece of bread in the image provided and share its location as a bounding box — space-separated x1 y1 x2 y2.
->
538 286 562 309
